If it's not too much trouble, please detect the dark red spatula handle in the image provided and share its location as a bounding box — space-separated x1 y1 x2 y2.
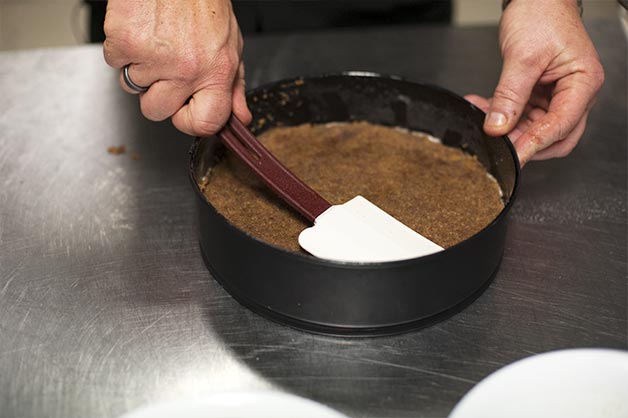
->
217 115 331 223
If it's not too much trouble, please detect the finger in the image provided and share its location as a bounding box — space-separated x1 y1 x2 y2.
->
530 112 588 161
514 72 599 164
231 62 252 125
465 94 531 144
464 94 491 113
508 106 547 143
464 94 549 147
118 63 156 95
119 62 163 92
485 56 544 136
171 87 233 137
139 79 194 121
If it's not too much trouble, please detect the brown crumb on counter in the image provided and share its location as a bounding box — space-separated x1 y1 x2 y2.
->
131 152 140 161
201 122 504 253
107 145 126 155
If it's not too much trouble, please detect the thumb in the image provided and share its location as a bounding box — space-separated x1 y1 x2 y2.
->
485 56 543 136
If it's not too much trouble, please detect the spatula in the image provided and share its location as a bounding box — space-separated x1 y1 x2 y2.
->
217 115 443 263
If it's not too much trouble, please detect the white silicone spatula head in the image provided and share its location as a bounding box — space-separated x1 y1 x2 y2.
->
298 196 443 263
218 116 443 263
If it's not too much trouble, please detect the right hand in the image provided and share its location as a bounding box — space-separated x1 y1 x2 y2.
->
103 0 252 136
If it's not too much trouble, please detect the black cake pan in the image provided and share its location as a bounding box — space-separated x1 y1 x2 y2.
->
189 73 520 336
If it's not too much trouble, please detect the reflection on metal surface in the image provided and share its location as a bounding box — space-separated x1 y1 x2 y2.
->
152 348 276 402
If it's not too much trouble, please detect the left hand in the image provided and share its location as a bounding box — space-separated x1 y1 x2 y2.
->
465 0 604 166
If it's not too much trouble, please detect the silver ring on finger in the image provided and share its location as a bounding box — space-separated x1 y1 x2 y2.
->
123 64 149 93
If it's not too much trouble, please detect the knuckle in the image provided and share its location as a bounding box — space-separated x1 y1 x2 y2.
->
102 14 116 38
175 47 239 86
225 50 241 73
176 53 201 81
212 48 240 81
549 114 567 142
103 13 131 47
518 50 541 68
103 32 137 57
574 57 605 92
589 60 605 90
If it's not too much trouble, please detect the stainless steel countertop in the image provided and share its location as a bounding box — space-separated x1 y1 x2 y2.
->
1 20 626 418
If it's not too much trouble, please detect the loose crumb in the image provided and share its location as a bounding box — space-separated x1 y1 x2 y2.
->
107 145 126 155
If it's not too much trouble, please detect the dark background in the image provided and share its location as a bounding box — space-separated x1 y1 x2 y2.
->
84 0 452 42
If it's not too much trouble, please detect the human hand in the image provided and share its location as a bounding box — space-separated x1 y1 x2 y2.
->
103 0 252 136
465 0 604 166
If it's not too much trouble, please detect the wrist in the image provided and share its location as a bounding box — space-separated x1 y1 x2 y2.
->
502 0 583 16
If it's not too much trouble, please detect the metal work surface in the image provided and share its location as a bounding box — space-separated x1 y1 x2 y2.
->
1 21 626 418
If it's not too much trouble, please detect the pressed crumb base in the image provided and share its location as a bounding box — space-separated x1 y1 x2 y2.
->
200 122 504 253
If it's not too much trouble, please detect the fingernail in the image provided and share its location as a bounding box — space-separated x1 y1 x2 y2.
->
486 112 507 127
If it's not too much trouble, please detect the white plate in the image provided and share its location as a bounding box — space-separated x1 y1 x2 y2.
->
119 391 349 418
449 348 628 418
